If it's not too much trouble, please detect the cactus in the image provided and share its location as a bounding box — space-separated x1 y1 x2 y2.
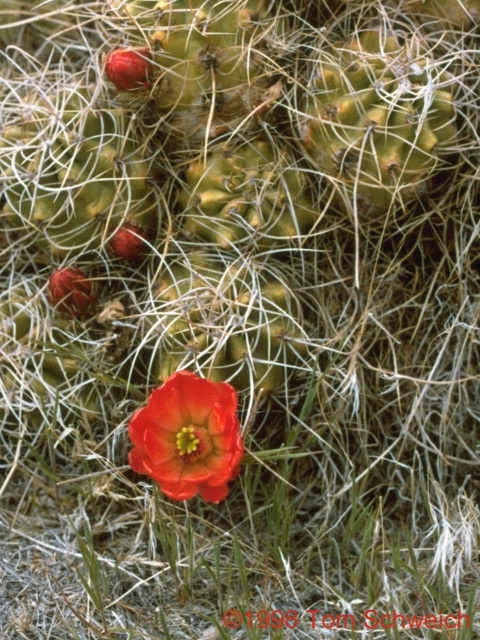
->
0 282 100 429
141 252 309 394
0 284 38 345
1 84 158 258
390 0 480 27
298 28 458 216
105 0 280 144
178 138 316 249
0 0 27 47
0 0 88 54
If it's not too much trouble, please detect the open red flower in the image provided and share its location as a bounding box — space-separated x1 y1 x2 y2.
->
128 371 244 503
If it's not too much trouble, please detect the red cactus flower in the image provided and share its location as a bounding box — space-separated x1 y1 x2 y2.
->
109 222 148 261
128 371 244 503
48 267 96 317
105 48 153 92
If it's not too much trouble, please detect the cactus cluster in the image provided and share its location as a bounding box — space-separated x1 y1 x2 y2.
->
1 0 478 434
0 3 479 633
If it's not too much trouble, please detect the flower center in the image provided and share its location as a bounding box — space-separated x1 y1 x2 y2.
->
176 425 200 456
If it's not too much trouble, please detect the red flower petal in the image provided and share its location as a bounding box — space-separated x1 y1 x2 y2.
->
144 428 177 464
211 434 229 453
128 447 150 474
211 415 240 451
202 452 231 474
230 464 241 480
198 482 229 503
178 460 215 483
145 385 184 432
203 458 239 486
147 457 183 484
215 381 239 415
230 438 244 468
207 404 228 436
158 479 199 501
128 407 157 449
171 372 220 425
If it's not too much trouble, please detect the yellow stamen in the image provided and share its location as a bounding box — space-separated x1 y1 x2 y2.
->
176 426 200 456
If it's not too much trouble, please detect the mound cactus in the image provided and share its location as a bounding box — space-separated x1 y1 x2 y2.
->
143 252 309 394
391 0 480 27
179 139 316 249
1 86 158 258
299 28 457 216
106 0 280 143
0 283 100 428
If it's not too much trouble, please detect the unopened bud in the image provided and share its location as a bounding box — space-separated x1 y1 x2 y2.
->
48 267 96 318
109 223 148 261
105 48 153 92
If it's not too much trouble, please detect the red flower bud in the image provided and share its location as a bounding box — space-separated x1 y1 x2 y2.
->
109 223 148 261
48 267 96 318
105 48 153 92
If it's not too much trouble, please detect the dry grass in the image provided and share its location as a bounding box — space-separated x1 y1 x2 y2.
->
1 1 480 638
